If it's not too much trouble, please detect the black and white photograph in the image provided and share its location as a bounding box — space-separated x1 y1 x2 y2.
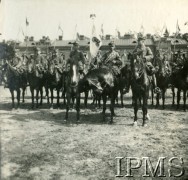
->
0 0 188 179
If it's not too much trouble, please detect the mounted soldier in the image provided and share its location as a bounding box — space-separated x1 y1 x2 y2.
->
66 41 86 76
100 41 122 77
133 34 160 93
33 47 48 72
89 50 102 70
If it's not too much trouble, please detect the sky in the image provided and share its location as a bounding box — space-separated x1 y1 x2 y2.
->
0 0 188 41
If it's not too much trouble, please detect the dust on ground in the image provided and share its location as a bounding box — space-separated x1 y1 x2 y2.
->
0 86 188 180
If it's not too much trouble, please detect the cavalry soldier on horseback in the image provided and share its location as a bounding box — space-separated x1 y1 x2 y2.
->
133 34 160 93
66 41 86 76
100 41 122 77
90 50 102 70
33 47 48 71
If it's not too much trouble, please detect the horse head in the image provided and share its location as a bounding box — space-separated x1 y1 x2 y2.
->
69 61 79 87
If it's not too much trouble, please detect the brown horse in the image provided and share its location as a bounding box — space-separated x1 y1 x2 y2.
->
2 62 27 109
80 67 117 124
170 57 188 111
27 61 46 109
130 53 151 127
46 63 63 109
154 51 172 109
65 61 81 123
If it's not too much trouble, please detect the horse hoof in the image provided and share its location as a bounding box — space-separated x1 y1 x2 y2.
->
146 114 151 121
76 120 80 124
108 121 113 124
133 122 138 126
143 123 148 127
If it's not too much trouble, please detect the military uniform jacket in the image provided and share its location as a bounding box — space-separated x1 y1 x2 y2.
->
102 50 122 66
67 50 86 71
11 56 23 68
133 45 153 62
34 55 48 69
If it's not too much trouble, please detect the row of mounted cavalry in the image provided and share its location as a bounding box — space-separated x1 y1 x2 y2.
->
1 49 188 127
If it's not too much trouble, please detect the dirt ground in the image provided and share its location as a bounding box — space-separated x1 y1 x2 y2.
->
0 85 188 180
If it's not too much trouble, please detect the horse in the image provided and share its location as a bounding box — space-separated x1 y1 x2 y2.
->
154 51 172 109
27 60 46 109
46 62 63 109
80 66 118 124
65 60 81 123
1 61 27 109
170 57 188 111
119 64 132 107
129 53 151 127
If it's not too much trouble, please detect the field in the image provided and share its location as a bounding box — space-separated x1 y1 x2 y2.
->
0 86 188 180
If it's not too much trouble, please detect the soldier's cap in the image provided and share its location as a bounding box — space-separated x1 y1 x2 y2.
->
108 41 115 47
137 33 146 41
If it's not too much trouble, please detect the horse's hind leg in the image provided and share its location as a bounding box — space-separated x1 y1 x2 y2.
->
142 96 148 127
102 94 107 122
10 90 15 109
30 88 34 109
40 87 43 106
172 87 175 106
120 90 124 107
84 91 88 108
176 89 181 110
162 89 166 109
17 89 21 109
109 94 115 124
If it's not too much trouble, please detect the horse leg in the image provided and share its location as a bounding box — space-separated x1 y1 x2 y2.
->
22 87 26 103
36 89 39 108
57 89 60 109
50 88 54 109
40 87 43 106
102 94 107 122
84 91 88 108
65 93 70 122
17 88 21 109
172 87 175 106
142 95 148 127
151 86 154 106
183 90 187 111
10 89 15 109
30 87 34 109
46 88 50 104
162 89 166 109
176 89 181 110
76 93 80 123
133 96 138 126
109 94 115 124
120 89 124 107
98 95 101 108
156 93 159 108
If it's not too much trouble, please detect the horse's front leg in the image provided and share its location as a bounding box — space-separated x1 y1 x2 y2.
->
120 89 124 107
17 88 21 109
102 94 107 122
183 90 187 111
36 89 39 108
133 94 138 126
65 92 70 122
176 89 181 110
172 87 175 106
40 87 43 106
84 91 88 108
142 94 148 127
57 88 60 109
109 93 115 124
76 93 80 123
22 87 26 103
50 88 54 109
30 87 34 109
162 89 166 109
10 89 15 109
